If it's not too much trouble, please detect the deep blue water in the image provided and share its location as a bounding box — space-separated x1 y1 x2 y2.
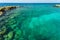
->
0 3 60 6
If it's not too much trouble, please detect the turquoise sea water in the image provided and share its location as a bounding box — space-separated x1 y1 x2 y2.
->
0 3 60 40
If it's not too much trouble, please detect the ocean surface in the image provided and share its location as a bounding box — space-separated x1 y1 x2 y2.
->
0 3 60 40
0 3 60 6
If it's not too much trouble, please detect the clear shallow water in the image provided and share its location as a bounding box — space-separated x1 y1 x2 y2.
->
0 3 60 40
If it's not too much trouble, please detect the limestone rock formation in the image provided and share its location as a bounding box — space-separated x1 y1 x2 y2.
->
0 6 19 16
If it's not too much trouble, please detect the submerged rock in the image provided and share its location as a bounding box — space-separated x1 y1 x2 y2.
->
0 6 22 40
0 26 6 35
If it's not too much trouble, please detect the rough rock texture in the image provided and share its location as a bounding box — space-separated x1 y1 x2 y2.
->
0 6 19 16
0 6 22 40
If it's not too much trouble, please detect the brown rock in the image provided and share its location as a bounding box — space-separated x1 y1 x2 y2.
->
4 6 17 10
0 6 19 16
0 11 3 16
0 6 19 11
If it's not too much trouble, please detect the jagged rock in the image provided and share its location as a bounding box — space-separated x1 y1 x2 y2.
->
0 6 19 11
4 6 19 11
0 6 19 16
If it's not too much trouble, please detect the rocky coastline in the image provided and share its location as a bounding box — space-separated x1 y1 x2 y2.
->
0 6 22 40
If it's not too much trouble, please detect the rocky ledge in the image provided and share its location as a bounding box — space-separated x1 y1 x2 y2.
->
0 6 19 16
0 6 22 40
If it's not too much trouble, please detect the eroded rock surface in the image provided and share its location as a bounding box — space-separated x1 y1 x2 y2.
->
0 6 22 40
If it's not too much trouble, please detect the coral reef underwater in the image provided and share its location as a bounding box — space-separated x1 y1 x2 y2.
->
0 6 60 40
